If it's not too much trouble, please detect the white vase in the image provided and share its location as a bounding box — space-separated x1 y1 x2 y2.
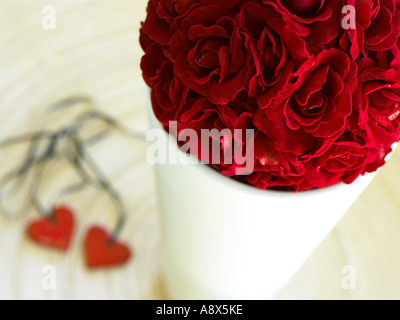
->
146 90 380 299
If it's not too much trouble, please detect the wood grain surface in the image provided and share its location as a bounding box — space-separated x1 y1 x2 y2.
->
0 0 399 300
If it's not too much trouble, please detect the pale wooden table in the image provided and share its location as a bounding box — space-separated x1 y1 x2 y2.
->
0 0 399 300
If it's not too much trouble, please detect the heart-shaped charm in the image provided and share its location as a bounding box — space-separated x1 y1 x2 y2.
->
84 226 132 269
26 206 75 251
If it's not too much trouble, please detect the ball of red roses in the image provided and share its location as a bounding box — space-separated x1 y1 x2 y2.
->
140 0 400 191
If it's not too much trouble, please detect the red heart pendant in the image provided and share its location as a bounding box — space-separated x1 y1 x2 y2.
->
27 206 75 251
84 226 132 269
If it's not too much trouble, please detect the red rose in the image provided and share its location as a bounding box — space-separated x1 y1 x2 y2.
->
340 0 400 59
239 2 309 97
140 0 247 48
141 43 197 126
173 92 257 167
255 49 356 143
264 0 343 53
349 57 400 146
140 0 181 47
170 5 253 104
390 40 400 68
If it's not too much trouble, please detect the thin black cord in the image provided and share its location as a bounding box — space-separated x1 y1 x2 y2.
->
70 135 127 239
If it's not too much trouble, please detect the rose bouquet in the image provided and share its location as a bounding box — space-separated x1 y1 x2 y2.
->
140 0 400 191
